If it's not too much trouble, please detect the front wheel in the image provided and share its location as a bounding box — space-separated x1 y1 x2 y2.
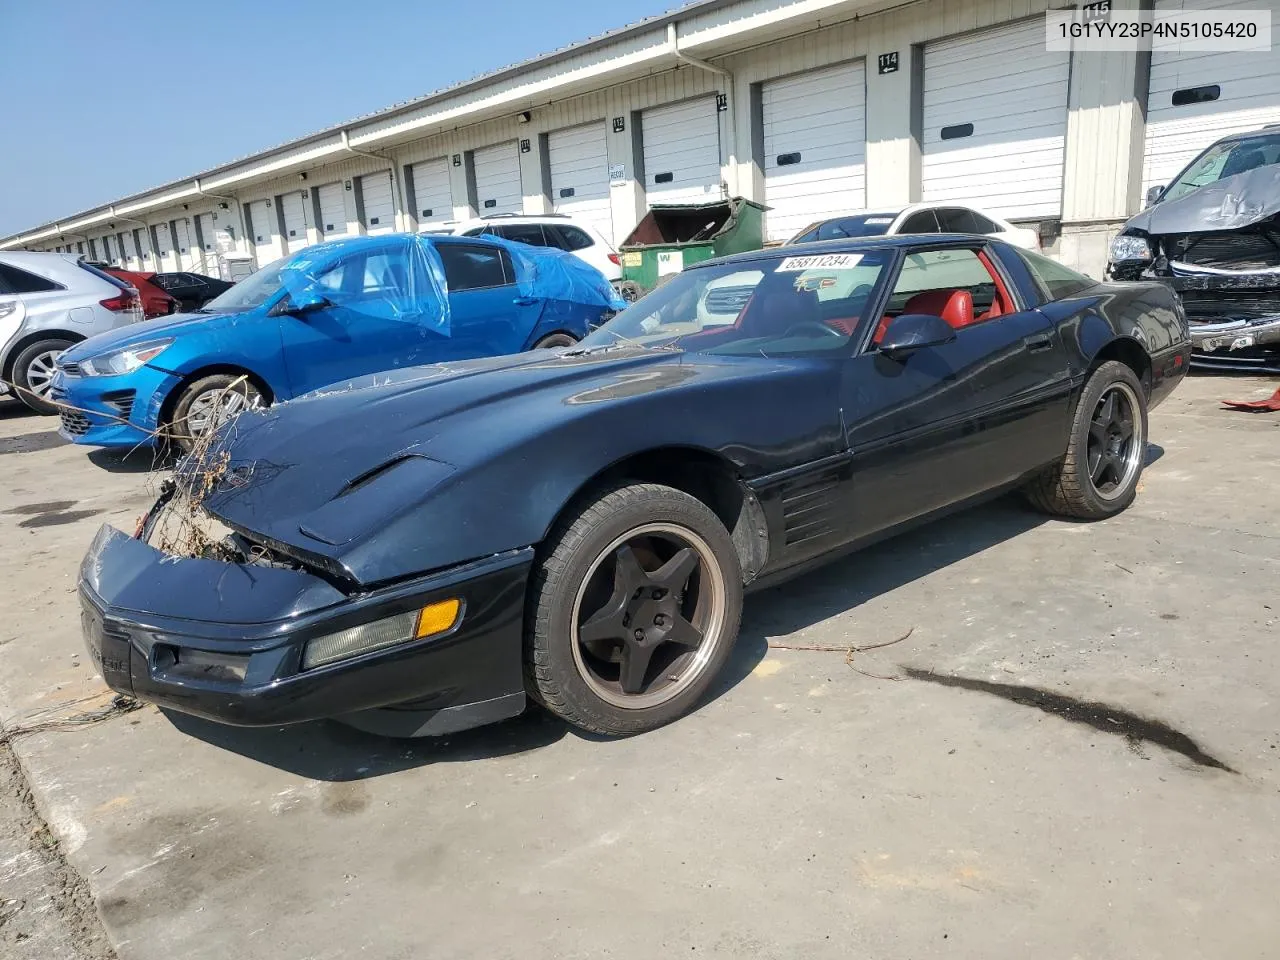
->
525 483 743 736
1025 360 1148 520
12 338 75 414
167 373 265 452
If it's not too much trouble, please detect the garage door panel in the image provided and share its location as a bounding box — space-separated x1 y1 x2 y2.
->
548 122 613 243
762 62 866 242
1143 0 1280 192
359 172 395 235
472 143 523 214
248 199 280 267
922 19 1068 219
281 193 309 252
411 158 453 231
642 98 722 204
316 183 347 239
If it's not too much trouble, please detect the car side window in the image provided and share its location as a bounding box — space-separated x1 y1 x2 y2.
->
1017 248 1096 300
557 226 594 251
968 212 1001 233
935 208 982 233
899 210 941 233
870 247 1011 347
437 243 510 291
0 263 63 294
179 273 206 286
498 223 549 247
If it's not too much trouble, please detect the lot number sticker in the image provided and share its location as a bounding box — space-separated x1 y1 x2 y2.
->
776 254 863 271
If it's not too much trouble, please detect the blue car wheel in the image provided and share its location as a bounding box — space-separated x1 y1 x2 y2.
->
168 373 266 452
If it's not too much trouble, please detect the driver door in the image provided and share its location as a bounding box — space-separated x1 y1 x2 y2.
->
839 245 1069 542
278 240 447 395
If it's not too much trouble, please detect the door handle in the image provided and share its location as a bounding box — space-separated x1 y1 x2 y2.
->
512 296 539 306
1024 334 1054 353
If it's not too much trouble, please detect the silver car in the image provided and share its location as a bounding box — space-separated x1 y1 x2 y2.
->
0 252 143 413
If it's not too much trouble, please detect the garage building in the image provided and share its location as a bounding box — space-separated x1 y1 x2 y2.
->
5 0 1279 281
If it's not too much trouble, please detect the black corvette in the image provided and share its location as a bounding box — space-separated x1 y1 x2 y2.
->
79 234 1190 738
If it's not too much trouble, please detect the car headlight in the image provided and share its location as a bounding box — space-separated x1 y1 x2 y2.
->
1109 234 1153 263
301 598 462 669
78 338 174 377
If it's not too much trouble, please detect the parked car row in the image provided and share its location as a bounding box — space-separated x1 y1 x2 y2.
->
68 228 1191 743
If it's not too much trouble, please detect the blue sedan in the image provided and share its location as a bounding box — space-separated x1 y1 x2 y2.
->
51 233 622 449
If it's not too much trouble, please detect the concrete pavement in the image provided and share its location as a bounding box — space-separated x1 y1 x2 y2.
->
1 374 1277 959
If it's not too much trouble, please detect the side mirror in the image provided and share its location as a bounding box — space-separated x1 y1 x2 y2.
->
1144 185 1164 208
878 313 957 355
268 290 330 317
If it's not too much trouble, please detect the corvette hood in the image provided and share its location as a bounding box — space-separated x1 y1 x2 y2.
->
195 346 791 568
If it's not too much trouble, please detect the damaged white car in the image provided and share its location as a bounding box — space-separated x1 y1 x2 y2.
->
1107 126 1280 373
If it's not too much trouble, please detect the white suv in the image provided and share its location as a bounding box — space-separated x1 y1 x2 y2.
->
0 253 144 413
452 214 623 285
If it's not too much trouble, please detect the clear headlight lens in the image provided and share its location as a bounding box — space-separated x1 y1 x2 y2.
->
301 598 462 670
78 338 174 377
1109 234 1153 263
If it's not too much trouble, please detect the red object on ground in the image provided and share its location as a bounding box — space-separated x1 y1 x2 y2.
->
106 268 178 319
1221 386 1280 412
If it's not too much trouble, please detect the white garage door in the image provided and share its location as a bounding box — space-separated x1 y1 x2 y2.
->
359 171 395 234
153 222 177 270
642 97 722 204
548 123 614 243
316 182 348 239
922 19 1070 219
1142 0 1280 194
472 143 523 215
247 199 281 267
173 219 196 270
194 213 221 275
123 231 141 270
280 192 310 253
762 62 867 242
410 158 454 232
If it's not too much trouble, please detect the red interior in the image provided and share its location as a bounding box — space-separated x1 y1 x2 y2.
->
871 251 1016 345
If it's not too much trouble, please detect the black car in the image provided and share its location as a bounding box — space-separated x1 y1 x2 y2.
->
1106 126 1280 373
79 234 1190 739
149 271 235 311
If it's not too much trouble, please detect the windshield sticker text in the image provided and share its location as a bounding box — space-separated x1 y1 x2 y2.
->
776 254 863 272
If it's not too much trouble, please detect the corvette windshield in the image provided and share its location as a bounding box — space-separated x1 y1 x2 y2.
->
581 251 891 356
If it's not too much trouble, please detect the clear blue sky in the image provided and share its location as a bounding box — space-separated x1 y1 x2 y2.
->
0 0 684 237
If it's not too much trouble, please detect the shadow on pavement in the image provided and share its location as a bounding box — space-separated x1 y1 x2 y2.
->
87 445 174 474
164 707 571 781
168 494 1052 778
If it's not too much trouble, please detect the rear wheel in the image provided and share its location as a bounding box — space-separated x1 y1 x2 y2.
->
13 338 75 414
167 373 265 452
1025 360 1148 520
532 332 577 349
525 483 743 735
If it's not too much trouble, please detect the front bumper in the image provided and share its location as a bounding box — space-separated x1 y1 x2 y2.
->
50 364 179 448
1107 268 1280 371
79 525 532 733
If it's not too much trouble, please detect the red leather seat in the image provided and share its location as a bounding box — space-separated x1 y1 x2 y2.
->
904 289 974 328
872 288 974 344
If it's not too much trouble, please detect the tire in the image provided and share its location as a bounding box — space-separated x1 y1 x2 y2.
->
167 373 265 452
1025 360 1148 520
12 338 75 414
525 482 744 736
532 332 578 349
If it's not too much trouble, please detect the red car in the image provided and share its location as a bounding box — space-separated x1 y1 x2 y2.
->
105 269 178 319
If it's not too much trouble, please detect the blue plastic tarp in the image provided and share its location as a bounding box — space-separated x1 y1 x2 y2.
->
276 233 623 339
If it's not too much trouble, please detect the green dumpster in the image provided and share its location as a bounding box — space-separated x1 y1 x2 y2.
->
617 198 767 297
